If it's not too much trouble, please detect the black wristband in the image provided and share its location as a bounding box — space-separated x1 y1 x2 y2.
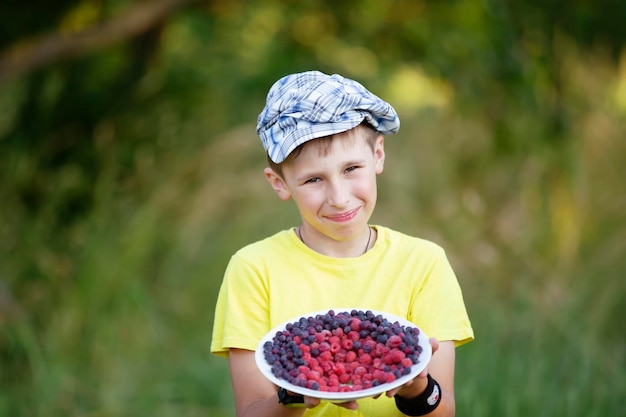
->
277 387 305 408
394 374 442 416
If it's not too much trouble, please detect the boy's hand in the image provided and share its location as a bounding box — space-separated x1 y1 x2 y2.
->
304 396 359 410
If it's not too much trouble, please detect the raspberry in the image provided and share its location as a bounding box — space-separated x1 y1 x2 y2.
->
328 374 339 387
387 335 403 348
383 349 406 365
341 338 354 351
308 370 321 381
401 357 414 368
359 353 373 365
353 365 368 376
348 331 360 342
339 373 351 384
372 369 387 384
349 318 361 331
334 362 346 375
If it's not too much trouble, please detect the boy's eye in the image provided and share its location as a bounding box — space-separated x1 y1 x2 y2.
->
345 166 358 173
304 177 321 184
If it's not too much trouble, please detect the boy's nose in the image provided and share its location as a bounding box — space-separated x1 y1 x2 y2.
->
327 181 350 207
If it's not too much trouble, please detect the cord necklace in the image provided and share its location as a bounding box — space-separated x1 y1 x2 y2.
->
297 226 372 255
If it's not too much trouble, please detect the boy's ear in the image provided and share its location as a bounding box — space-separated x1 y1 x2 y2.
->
374 135 385 174
264 167 292 201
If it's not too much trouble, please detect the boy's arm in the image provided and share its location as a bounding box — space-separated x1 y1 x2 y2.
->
229 348 305 417
390 339 457 417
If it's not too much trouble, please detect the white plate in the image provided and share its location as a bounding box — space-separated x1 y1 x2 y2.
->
254 308 432 402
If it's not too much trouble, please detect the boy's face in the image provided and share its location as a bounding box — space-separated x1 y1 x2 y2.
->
264 127 385 248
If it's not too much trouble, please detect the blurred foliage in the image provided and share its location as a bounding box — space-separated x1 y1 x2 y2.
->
1 0 625 416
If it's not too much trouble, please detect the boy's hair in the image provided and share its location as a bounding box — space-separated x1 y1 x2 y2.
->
256 71 399 165
267 121 380 178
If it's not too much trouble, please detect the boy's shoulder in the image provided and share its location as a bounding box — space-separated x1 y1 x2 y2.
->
233 229 294 257
379 226 446 253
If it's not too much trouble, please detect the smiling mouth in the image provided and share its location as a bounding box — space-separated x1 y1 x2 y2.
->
327 208 360 222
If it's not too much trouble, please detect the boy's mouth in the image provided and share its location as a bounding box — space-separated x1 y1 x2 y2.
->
327 208 360 222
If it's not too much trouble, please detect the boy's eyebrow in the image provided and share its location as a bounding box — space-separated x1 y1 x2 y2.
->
337 156 368 167
344 157 367 166
295 168 324 181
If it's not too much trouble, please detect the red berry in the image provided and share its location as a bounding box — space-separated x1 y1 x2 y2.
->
334 352 346 363
341 339 354 350
373 369 387 383
401 357 413 368
359 353 372 365
350 318 361 331
354 366 367 376
387 335 403 348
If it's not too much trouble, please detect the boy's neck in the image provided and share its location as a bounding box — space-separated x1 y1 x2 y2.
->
297 226 374 258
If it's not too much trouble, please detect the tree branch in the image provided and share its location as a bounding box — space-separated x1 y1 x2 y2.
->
0 0 195 83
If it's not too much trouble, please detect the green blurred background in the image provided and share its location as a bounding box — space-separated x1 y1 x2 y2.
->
1 1 625 416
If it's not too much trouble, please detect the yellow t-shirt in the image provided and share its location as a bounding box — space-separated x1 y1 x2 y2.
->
211 226 474 416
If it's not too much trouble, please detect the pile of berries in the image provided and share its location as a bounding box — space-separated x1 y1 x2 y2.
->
262 309 423 392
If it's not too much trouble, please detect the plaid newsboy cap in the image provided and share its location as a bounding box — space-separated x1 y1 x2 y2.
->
256 70 400 163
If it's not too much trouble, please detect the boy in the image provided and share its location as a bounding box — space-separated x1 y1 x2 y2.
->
211 70 474 416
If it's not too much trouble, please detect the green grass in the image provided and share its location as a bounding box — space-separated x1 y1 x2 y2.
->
457 288 626 416
2 127 624 416
2 54 625 417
